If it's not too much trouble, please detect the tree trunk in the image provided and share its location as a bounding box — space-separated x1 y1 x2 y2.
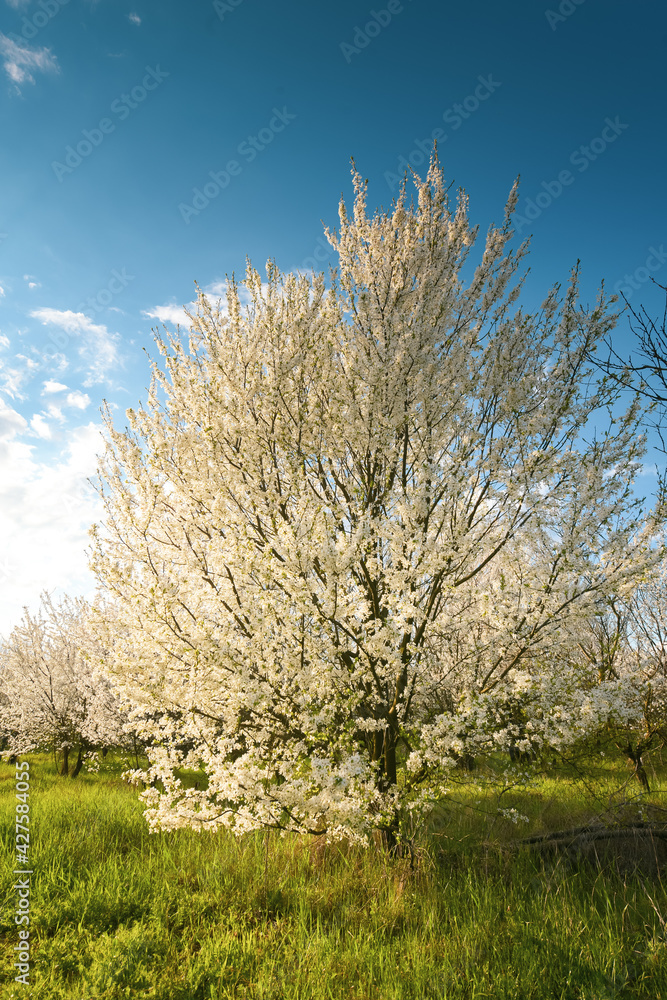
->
60 746 69 776
628 750 650 792
377 819 399 854
372 723 402 853
509 744 537 764
71 745 85 778
455 751 476 772
618 741 651 793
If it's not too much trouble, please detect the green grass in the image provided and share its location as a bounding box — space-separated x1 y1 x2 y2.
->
1 753 667 999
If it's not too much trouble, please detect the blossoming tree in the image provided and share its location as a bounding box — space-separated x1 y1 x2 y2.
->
0 592 128 776
614 561 667 789
90 155 662 848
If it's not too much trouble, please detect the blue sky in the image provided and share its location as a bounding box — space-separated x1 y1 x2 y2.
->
0 0 665 635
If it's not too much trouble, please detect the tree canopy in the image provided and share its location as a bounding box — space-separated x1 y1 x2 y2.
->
89 155 664 848
0 592 127 776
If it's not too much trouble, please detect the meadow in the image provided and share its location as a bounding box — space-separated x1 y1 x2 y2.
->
1 752 667 999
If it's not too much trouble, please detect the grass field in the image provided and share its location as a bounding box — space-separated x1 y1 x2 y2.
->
1 753 667 999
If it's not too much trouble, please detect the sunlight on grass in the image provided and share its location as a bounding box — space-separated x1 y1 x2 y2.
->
1 753 667 998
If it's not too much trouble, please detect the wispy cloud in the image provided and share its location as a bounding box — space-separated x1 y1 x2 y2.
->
0 33 59 89
128 12 141 26
30 308 121 386
0 353 35 398
31 308 107 337
142 303 192 327
29 389 91 437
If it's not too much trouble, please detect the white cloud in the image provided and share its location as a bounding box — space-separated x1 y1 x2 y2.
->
31 308 105 336
0 33 59 89
0 359 31 398
65 390 90 410
42 379 68 394
0 420 105 636
0 334 9 349
28 281 39 289
128 12 141 25
45 402 63 421
30 308 121 386
1 342 71 400
36 394 90 423
0 396 27 438
142 303 193 327
0 285 5 297
30 413 52 439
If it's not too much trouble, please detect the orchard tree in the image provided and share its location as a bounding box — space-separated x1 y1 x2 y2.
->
90 155 663 849
618 560 667 789
534 558 667 793
0 592 128 776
